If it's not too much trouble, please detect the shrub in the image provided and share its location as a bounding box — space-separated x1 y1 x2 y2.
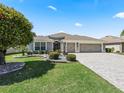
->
44 50 48 54
49 52 60 59
55 50 61 53
63 51 68 55
48 51 53 54
33 51 39 54
34 50 49 54
39 50 44 54
66 54 76 61
105 48 114 53
116 51 120 53
27 51 33 55
111 47 115 52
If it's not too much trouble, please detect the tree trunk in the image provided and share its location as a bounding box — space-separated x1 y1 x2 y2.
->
22 50 25 56
0 51 6 65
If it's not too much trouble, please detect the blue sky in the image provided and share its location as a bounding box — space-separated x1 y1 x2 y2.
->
1 0 124 38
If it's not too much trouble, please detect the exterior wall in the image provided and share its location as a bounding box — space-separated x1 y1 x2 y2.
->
47 42 53 51
67 43 75 53
104 44 121 52
63 42 67 52
29 41 103 53
60 42 64 52
63 40 102 44
122 43 124 52
80 44 102 52
27 43 33 51
75 42 80 53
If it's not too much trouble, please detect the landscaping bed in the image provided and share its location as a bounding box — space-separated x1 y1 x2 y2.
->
0 62 25 75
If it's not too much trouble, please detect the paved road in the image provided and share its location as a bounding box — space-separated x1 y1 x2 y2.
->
76 53 124 92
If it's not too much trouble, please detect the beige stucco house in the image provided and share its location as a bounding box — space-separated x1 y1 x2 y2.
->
29 32 104 53
101 36 124 53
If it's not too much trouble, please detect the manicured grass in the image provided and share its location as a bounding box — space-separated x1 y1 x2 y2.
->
0 54 123 93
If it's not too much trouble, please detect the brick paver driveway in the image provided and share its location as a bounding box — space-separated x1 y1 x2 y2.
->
76 53 124 92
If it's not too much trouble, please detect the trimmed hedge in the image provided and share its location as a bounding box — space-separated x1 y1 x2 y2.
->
66 54 76 61
105 48 114 53
33 50 48 54
39 50 44 54
49 52 60 59
33 51 39 54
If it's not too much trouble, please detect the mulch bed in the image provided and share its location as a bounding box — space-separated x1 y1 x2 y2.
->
0 62 25 75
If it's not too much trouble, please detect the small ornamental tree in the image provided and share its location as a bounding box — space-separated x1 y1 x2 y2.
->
0 4 33 65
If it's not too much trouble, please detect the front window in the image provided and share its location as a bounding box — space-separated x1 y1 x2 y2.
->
41 42 46 50
35 42 40 50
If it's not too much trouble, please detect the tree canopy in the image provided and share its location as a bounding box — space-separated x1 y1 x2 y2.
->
120 30 124 36
0 4 33 51
0 3 33 64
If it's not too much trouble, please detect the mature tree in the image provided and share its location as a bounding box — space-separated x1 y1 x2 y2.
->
16 32 36 56
120 30 124 36
0 4 33 65
32 32 36 37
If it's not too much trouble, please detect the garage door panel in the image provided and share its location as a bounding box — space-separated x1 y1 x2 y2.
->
80 44 101 52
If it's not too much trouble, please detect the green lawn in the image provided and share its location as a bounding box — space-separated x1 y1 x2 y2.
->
0 54 123 93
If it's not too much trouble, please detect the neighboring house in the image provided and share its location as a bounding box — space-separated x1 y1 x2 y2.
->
101 36 124 53
29 32 104 53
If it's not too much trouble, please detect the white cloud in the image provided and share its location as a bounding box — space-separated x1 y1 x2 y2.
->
48 5 57 11
59 30 65 33
113 12 124 19
75 22 83 27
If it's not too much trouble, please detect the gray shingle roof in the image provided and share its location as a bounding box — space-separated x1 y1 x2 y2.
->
34 32 102 42
50 33 101 40
34 36 53 42
101 36 124 44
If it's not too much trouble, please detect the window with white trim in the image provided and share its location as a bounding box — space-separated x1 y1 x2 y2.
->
35 42 40 50
41 42 46 50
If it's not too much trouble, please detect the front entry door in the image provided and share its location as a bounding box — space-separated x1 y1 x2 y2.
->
53 41 60 51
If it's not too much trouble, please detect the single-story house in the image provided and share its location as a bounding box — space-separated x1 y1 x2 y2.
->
28 32 104 53
101 36 124 53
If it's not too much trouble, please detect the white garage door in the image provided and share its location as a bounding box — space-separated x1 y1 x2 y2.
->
80 44 101 52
